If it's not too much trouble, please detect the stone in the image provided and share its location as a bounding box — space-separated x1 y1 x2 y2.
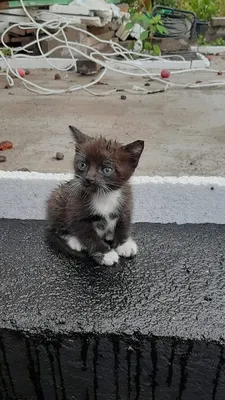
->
117 3 129 13
0 155 6 162
76 59 102 75
88 24 113 36
87 30 114 47
152 37 189 53
55 152 64 160
54 73 61 80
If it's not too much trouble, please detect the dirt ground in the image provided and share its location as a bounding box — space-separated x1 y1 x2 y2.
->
1 56 225 176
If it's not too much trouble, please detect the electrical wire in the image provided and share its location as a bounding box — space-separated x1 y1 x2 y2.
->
0 0 225 96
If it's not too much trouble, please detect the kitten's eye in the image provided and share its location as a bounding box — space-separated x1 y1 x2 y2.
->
78 161 87 171
102 166 113 176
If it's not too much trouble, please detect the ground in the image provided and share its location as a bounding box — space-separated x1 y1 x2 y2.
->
0 56 225 176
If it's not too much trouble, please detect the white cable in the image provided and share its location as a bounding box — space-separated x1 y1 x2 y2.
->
1 0 225 95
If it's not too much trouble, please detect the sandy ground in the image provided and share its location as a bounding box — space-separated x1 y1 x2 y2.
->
0 56 225 176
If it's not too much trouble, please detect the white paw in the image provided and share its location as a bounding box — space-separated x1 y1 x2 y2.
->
101 250 119 266
65 236 84 252
116 238 137 258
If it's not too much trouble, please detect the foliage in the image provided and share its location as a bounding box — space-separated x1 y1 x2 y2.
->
0 48 11 56
180 0 225 17
125 13 168 55
128 0 225 20
128 0 177 13
217 0 225 17
180 0 217 21
154 0 177 6
128 0 152 15
214 37 225 46
197 35 225 46
197 34 207 45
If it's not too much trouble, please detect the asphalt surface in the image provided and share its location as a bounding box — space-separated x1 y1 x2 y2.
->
1 57 225 176
1 219 225 341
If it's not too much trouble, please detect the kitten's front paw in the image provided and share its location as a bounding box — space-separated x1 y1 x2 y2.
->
116 238 137 258
66 236 84 252
101 250 119 266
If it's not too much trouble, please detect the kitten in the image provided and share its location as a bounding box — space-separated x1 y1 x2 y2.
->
46 126 144 266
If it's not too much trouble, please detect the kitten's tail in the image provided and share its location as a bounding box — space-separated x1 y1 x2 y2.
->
45 228 86 259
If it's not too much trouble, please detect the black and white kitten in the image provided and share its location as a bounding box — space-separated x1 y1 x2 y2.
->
46 126 144 266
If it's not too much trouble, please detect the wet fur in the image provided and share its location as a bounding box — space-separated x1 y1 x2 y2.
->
46 126 144 265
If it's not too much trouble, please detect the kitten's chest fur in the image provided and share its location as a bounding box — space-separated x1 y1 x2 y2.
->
90 189 122 241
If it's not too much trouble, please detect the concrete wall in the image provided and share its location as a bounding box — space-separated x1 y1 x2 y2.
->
1 330 224 400
1 171 225 399
1 219 225 400
1 171 225 223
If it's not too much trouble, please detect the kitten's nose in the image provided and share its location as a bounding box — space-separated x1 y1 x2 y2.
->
85 176 95 185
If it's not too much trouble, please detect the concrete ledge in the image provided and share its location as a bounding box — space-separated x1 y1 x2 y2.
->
0 53 210 71
0 171 225 223
192 45 225 55
211 17 225 28
1 220 225 398
109 52 210 71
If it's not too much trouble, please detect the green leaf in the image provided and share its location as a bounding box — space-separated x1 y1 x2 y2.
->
150 26 156 35
144 41 152 51
140 30 149 41
124 22 134 31
131 12 139 22
161 26 168 34
137 14 149 22
153 44 160 56
157 25 167 34
152 15 161 24
131 12 147 24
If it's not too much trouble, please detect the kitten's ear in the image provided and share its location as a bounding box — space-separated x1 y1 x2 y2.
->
123 140 144 168
69 125 91 144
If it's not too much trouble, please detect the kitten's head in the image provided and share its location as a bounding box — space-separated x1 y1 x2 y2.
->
69 125 144 194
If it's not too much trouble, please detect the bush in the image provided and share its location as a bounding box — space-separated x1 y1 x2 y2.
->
128 0 225 20
181 0 217 20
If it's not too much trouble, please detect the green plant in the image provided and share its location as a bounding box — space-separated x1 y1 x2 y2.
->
0 48 11 56
128 0 177 12
129 0 225 19
128 0 152 16
179 0 217 20
197 34 207 45
217 0 225 16
125 13 168 55
214 37 225 46
154 0 177 6
197 35 225 46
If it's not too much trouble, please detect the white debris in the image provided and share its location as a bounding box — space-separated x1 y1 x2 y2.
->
130 23 145 40
116 22 144 41
133 39 143 52
0 0 126 28
49 3 92 16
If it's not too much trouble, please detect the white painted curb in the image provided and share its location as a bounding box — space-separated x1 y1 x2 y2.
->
108 53 210 71
191 45 225 55
0 52 210 71
0 171 224 224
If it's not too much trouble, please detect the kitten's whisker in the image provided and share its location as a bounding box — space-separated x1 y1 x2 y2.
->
67 178 82 200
